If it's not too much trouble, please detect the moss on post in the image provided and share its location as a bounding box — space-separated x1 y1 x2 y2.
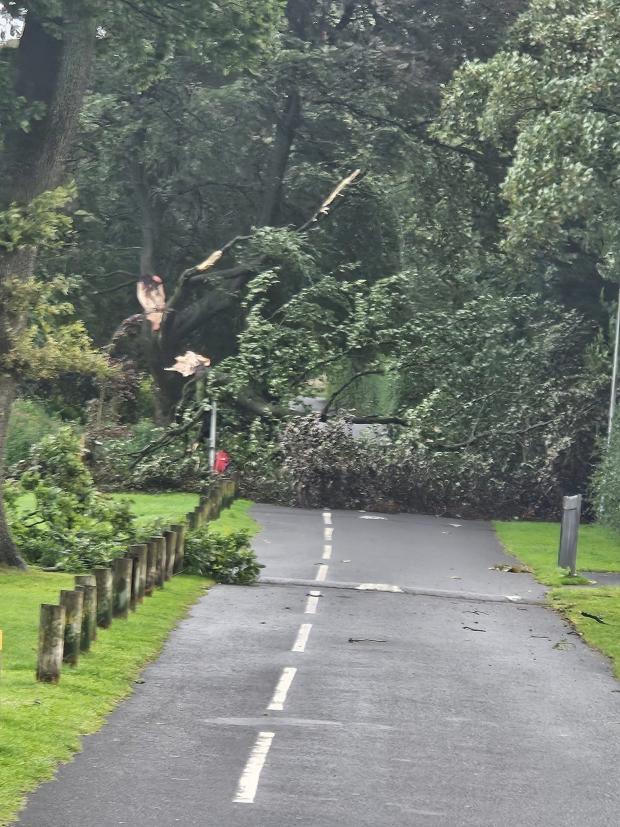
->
94 566 113 628
36 604 65 683
59 589 83 666
171 523 186 573
112 557 132 619
75 575 97 649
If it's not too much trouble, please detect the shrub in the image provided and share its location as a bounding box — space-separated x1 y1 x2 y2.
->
5 427 135 570
184 526 262 584
5 398 63 467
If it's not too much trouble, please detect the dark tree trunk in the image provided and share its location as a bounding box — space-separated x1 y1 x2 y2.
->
257 89 301 227
0 375 26 568
0 2 97 566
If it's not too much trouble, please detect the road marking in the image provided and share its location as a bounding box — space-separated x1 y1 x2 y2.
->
322 511 332 526
322 543 332 560
268 667 297 711
316 564 329 582
324 526 333 541
233 731 275 804
356 583 404 593
292 623 312 652
305 591 321 614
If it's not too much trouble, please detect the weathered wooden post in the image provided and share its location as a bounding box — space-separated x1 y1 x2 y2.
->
112 557 133 619
75 575 97 649
145 539 157 596
194 505 203 528
59 590 83 667
154 536 166 587
171 523 186 573
129 544 148 603
36 604 65 683
186 511 196 531
163 530 177 580
94 566 113 628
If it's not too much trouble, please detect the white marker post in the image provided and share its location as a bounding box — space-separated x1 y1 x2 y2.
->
208 400 218 471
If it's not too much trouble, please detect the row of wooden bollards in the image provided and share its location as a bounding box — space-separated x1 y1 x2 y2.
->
36 478 237 684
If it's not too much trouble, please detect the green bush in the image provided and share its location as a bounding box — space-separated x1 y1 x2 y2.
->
5 428 135 570
184 526 262 584
5 398 63 467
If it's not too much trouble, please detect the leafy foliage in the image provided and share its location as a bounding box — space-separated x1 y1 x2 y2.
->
5 428 135 569
5 398 62 466
184 525 262 584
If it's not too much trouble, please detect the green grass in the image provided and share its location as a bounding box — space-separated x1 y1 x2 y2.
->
110 491 199 529
550 587 620 678
0 570 209 826
494 520 620 586
209 498 260 537
14 491 200 530
0 498 258 824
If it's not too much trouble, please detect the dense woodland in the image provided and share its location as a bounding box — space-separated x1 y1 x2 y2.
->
1 0 620 566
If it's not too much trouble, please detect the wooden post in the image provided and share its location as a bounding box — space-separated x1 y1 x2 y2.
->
112 557 133 619
145 539 157 596
186 510 196 531
94 566 113 628
194 505 203 528
36 604 65 683
129 544 148 603
152 536 165 588
171 523 186 573
75 575 97 648
59 590 83 667
163 530 176 580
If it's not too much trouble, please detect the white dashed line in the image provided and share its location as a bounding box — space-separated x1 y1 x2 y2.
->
356 583 404 593
292 623 312 653
305 591 321 614
316 564 328 582
322 511 332 526
233 731 275 804
322 543 332 560
324 526 333 541
268 667 297 711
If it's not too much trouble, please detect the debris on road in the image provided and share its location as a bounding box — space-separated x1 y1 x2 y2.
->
581 611 607 624
348 638 388 643
462 626 486 632
490 563 533 574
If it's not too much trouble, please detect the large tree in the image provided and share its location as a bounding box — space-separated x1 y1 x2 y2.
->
0 0 283 566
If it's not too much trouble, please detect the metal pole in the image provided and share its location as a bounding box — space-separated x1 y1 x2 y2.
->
608 285 620 444
208 400 217 471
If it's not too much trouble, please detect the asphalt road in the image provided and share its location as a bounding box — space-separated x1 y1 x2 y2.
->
15 506 620 826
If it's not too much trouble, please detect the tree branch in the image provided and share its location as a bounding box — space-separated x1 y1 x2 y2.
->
319 369 384 420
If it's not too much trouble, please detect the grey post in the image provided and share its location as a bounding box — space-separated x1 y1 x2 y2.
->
558 494 582 575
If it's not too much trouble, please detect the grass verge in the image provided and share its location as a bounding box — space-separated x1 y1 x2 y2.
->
14 491 200 530
0 570 209 826
550 587 620 678
209 498 260 538
494 520 620 586
0 497 257 824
